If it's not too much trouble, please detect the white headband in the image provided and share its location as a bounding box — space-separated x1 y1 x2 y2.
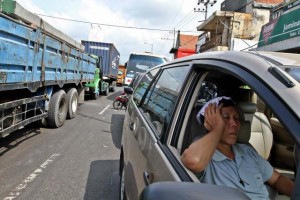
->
196 96 232 124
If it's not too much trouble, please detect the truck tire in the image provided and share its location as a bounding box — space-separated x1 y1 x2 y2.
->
48 90 67 128
93 92 99 100
110 82 116 92
66 88 78 119
103 87 109 96
110 86 116 92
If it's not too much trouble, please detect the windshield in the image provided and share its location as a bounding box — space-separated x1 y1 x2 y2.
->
285 67 300 82
126 54 167 75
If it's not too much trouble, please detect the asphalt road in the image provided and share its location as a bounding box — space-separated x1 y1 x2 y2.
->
0 87 125 200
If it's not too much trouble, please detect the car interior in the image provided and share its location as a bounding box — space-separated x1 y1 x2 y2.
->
171 68 297 199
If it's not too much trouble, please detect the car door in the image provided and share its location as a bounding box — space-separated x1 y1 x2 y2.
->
122 64 192 199
171 59 300 199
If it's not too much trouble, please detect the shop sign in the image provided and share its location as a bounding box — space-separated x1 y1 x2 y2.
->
258 7 300 47
283 0 300 12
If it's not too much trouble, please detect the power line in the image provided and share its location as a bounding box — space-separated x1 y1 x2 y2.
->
169 0 185 28
174 9 195 28
35 13 198 33
176 12 200 30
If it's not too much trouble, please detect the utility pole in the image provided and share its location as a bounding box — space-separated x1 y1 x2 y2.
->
194 0 217 20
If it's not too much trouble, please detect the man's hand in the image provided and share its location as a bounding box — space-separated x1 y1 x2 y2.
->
204 103 225 131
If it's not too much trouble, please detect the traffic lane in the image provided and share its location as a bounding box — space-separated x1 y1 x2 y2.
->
0 88 125 200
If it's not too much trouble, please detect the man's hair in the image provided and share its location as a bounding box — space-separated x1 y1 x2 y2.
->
219 98 236 108
198 97 236 124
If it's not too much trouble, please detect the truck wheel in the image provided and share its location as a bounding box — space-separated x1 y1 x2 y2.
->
34 117 48 127
66 88 78 119
111 86 116 92
48 90 67 128
93 92 99 100
103 87 109 96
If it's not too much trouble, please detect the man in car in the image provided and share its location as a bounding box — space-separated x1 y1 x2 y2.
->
181 97 294 199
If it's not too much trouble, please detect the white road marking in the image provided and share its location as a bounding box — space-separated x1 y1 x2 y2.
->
4 154 60 200
99 105 110 115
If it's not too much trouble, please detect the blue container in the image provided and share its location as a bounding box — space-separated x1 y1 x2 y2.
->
0 15 97 92
81 41 120 79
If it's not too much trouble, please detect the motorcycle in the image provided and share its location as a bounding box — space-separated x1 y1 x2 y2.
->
113 92 128 109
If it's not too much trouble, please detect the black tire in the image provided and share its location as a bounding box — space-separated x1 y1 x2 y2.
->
113 100 123 109
34 117 48 127
93 92 99 100
103 87 109 96
40 118 48 127
66 88 78 119
48 90 67 128
110 86 116 92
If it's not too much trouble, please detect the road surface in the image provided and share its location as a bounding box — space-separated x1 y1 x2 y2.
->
0 87 125 200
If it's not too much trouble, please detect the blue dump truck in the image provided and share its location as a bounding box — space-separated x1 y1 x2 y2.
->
0 0 98 137
81 41 119 97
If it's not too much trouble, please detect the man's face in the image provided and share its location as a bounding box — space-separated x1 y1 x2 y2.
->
220 106 241 145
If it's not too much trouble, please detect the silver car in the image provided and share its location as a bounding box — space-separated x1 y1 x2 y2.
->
119 51 300 200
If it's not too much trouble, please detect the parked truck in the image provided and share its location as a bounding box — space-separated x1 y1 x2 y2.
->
0 0 98 137
81 41 119 95
117 64 126 86
83 55 109 99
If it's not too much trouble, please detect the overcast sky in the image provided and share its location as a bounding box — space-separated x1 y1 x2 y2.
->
16 0 221 64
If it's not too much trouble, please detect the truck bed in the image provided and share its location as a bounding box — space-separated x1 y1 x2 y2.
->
0 8 96 92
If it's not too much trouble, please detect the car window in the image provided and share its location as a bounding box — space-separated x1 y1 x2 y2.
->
141 66 190 138
197 81 219 106
180 65 297 186
133 68 159 105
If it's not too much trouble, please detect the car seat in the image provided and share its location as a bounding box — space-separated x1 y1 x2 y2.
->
237 102 273 160
270 117 295 170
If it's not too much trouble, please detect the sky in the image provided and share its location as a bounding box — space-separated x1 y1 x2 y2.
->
16 0 222 64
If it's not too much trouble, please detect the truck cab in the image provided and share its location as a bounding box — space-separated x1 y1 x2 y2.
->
117 65 126 86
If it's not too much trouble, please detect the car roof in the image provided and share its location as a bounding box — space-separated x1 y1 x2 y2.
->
130 52 168 59
162 51 300 119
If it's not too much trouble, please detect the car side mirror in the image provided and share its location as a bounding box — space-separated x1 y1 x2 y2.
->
124 86 133 95
139 182 250 200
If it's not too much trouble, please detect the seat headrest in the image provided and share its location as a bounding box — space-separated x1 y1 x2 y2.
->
237 102 257 114
237 121 251 144
236 102 254 144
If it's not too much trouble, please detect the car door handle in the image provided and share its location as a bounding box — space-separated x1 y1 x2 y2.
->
143 171 153 185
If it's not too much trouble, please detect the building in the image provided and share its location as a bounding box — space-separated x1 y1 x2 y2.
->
254 0 300 53
169 31 198 59
196 0 283 53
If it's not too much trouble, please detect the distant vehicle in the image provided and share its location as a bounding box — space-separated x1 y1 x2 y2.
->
0 1 97 137
124 53 168 85
120 51 300 200
81 41 120 95
127 72 144 89
112 92 128 110
117 65 126 86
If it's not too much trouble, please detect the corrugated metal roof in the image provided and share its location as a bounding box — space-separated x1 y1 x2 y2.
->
179 34 198 49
